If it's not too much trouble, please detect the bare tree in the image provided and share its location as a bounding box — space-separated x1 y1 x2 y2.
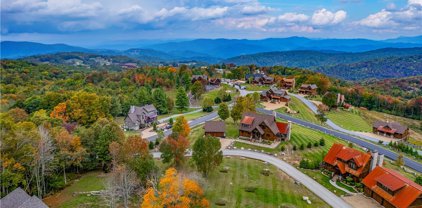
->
33 125 55 197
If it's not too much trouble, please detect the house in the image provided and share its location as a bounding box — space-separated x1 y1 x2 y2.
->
372 121 409 140
0 187 48 208
239 112 291 142
322 143 373 181
245 74 274 85
124 104 158 130
280 78 295 90
362 166 422 208
204 121 226 138
208 78 221 86
261 87 291 103
299 84 318 95
191 75 208 85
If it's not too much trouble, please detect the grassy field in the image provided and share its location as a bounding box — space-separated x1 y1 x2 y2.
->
43 172 108 208
233 141 281 154
289 124 348 161
157 107 198 120
276 97 319 124
241 84 270 91
205 157 329 208
225 118 240 138
361 109 422 145
187 125 205 147
326 109 372 132
182 111 210 120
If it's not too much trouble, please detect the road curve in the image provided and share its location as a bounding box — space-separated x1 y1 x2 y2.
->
223 150 352 208
257 108 422 173
151 150 352 208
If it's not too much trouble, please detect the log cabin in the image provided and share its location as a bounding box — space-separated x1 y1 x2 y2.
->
204 121 226 138
239 112 290 142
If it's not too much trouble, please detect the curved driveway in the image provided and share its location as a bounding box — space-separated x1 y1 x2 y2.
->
151 150 352 208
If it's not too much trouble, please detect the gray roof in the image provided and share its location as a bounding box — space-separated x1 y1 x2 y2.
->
239 112 279 135
143 104 157 112
373 121 408 134
125 104 158 127
270 87 287 96
0 188 48 208
204 121 226 133
300 84 318 89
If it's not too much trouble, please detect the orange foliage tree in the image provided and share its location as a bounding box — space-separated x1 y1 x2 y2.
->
50 102 69 122
159 134 189 167
172 116 190 137
140 168 209 208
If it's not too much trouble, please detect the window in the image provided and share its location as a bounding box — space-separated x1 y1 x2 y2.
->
348 161 357 170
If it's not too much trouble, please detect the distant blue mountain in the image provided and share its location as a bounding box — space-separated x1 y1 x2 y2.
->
1 41 91 58
146 36 422 58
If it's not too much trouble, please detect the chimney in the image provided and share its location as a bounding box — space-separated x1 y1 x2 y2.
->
273 110 277 118
377 154 384 167
130 106 135 113
287 121 292 141
370 150 378 171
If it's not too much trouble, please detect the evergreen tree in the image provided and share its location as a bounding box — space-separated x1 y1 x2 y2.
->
175 87 189 112
218 102 229 121
152 88 168 114
202 97 214 112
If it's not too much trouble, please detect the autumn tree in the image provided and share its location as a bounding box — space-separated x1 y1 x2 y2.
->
67 91 111 125
159 134 189 167
55 128 87 184
218 102 229 121
396 153 405 167
192 135 223 177
141 168 209 208
176 87 189 112
50 102 69 123
7 108 28 122
172 116 190 137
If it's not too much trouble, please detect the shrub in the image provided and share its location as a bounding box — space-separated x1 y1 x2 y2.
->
149 141 154 150
280 145 286 152
261 169 271 176
314 142 319 147
214 97 222 104
299 144 304 150
293 145 297 151
307 142 312 149
319 138 325 146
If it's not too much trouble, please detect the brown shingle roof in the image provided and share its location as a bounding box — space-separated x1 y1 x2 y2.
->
373 121 408 134
204 121 226 133
239 112 279 135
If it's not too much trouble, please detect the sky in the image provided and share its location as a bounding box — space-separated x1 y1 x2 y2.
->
1 0 422 47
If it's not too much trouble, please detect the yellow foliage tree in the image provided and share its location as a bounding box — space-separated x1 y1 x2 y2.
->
141 168 209 208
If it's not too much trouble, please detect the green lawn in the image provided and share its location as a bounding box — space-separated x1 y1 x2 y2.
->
233 141 281 154
276 97 319 124
202 85 238 101
241 84 270 91
326 110 372 132
205 157 329 208
225 118 240 138
187 125 205 147
300 169 346 196
157 107 198 120
43 172 108 208
182 111 210 121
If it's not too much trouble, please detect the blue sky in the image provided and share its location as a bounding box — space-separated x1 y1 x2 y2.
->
1 0 422 47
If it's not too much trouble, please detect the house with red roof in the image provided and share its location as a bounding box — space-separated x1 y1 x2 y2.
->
363 166 422 208
322 143 372 181
239 112 291 142
373 121 409 140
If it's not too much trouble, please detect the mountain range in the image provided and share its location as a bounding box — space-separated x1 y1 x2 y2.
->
1 36 422 81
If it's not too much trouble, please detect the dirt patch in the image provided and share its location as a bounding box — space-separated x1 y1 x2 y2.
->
219 138 233 150
357 132 402 143
262 101 288 110
342 194 383 208
141 127 157 138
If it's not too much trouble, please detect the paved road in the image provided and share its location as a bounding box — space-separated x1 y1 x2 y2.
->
257 108 422 173
151 150 352 208
290 93 382 143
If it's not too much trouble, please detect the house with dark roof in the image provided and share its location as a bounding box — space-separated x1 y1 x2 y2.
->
261 87 291 103
322 143 372 181
280 78 295 90
208 78 221 86
191 75 208 85
124 104 158 130
362 166 422 208
372 121 409 140
245 74 274 85
299 84 318 95
204 121 226 138
0 187 48 208
239 112 291 142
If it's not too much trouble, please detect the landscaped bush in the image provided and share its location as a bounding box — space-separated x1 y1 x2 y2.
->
299 144 304 150
293 145 297 151
319 138 325 146
299 159 321 169
214 97 222 104
314 142 319 147
215 199 227 206
261 169 271 176
307 142 312 149
244 186 258 192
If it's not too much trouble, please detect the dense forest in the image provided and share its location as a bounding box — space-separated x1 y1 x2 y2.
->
361 76 422 100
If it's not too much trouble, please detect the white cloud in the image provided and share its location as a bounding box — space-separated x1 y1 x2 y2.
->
278 13 309 22
241 5 273 15
358 1 422 30
311 9 347 25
